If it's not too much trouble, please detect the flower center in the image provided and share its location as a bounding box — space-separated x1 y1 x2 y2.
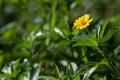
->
81 20 86 25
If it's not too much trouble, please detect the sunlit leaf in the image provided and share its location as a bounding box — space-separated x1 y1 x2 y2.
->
102 26 120 42
83 66 97 80
31 66 41 80
73 62 97 77
99 19 109 40
51 0 57 27
73 34 98 47
39 76 58 80
114 45 120 55
73 76 81 80
55 64 61 79
66 62 78 79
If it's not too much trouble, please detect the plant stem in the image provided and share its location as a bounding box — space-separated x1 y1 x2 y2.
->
96 47 120 78
86 28 90 35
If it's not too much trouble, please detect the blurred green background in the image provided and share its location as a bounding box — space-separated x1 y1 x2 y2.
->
0 0 120 79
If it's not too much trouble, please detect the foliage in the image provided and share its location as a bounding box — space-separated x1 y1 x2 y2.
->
0 0 120 80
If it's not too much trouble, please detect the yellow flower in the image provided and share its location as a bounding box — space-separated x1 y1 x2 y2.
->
73 14 93 30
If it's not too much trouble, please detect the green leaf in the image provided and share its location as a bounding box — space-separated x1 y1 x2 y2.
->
18 72 27 80
99 19 109 40
0 73 11 78
114 45 120 55
11 59 21 78
83 66 97 80
0 22 17 34
31 64 41 80
71 29 79 36
39 76 58 80
55 64 61 79
73 34 98 47
66 62 78 79
62 27 70 38
51 0 57 27
58 40 71 46
81 47 88 62
111 14 120 26
54 27 65 38
73 76 81 80
73 62 97 77
102 26 120 42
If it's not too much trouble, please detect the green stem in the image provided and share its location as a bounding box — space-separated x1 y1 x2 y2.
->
86 28 90 35
96 47 120 78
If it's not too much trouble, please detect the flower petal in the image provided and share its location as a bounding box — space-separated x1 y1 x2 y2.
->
88 18 93 23
84 15 90 21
